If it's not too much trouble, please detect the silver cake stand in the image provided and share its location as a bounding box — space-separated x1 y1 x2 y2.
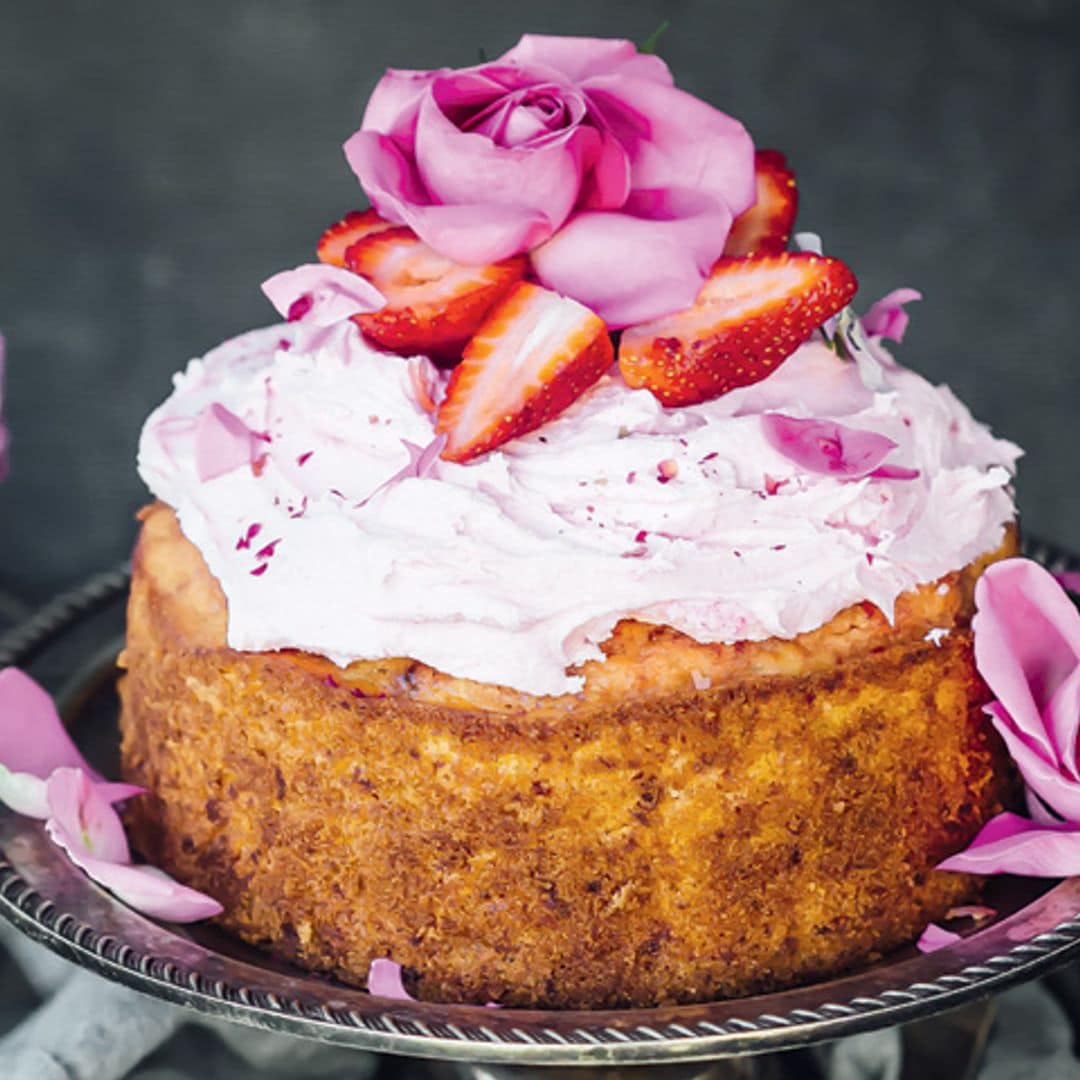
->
1 539 1079 1077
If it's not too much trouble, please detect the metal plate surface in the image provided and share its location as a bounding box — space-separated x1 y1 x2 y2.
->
0 540 1078 1067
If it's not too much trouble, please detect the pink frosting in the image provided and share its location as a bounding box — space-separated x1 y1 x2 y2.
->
138 322 1019 696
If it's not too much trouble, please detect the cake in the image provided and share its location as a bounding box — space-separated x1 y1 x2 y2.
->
118 33 1022 1009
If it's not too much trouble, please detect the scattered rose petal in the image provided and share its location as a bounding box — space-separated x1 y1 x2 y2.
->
367 958 414 1001
261 264 385 326
0 667 97 779
359 433 447 507
0 765 49 818
46 819 223 922
46 768 130 863
945 904 996 923
194 404 263 483
835 308 891 391
917 922 962 954
938 811 1080 877
869 463 921 481
761 414 903 481
862 288 923 343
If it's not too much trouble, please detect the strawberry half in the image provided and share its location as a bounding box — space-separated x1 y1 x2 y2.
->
346 227 527 360
316 209 393 267
436 282 614 462
618 252 857 407
723 150 798 257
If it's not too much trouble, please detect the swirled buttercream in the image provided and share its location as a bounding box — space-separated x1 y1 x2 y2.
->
138 322 1019 695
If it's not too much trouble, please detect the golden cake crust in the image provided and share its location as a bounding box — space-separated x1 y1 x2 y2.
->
119 502 1019 1008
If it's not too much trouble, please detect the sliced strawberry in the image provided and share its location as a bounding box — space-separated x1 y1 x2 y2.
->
346 227 528 360
316 209 393 267
618 252 857 407
723 150 798 257
436 282 614 462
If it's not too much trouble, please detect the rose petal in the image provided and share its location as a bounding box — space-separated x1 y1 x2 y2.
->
531 198 734 328
938 811 1080 876
345 130 552 265
761 414 900 480
0 765 49 818
869 464 921 481
412 87 591 239
46 768 130 864
0 667 96 779
988 702 1080 822
358 433 447 508
361 67 441 136
46 819 222 922
500 34 675 86
582 75 755 221
194 403 263 483
862 288 923 343
973 559 1080 771
261 265 385 326
1046 665 1080 784
916 923 962 953
367 958 414 1001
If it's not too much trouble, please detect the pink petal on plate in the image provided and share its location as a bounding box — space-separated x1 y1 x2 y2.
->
0 764 49 818
261 264 385 326
917 922 962 953
761 414 899 480
367 958 415 1001
973 559 1080 770
987 702 1080 823
0 667 96 779
937 811 1080 877
46 767 130 864
861 288 923 343
194 403 262 483
46 819 223 922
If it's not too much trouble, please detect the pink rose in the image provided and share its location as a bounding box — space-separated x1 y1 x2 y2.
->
344 34 755 328
938 559 1080 877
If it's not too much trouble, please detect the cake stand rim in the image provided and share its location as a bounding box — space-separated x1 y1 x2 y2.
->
0 537 1077 1066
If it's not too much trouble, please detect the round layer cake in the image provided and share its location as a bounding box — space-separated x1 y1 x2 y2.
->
119 321 1021 1008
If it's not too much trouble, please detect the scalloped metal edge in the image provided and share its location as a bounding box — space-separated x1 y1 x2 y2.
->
0 542 1077 1064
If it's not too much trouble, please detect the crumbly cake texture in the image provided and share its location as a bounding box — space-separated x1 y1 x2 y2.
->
119 503 1018 1008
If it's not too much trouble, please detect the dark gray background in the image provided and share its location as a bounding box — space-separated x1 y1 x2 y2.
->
1 0 1078 602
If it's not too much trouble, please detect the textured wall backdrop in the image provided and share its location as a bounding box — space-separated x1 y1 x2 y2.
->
0 0 1078 599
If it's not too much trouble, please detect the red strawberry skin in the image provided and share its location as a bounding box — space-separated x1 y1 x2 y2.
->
618 253 857 407
316 209 392 267
436 282 614 463
347 227 527 360
723 150 798 257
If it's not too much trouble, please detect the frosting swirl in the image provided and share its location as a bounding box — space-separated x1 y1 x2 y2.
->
139 322 1019 695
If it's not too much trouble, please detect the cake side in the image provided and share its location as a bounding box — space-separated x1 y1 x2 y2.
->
119 503 1019 1008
